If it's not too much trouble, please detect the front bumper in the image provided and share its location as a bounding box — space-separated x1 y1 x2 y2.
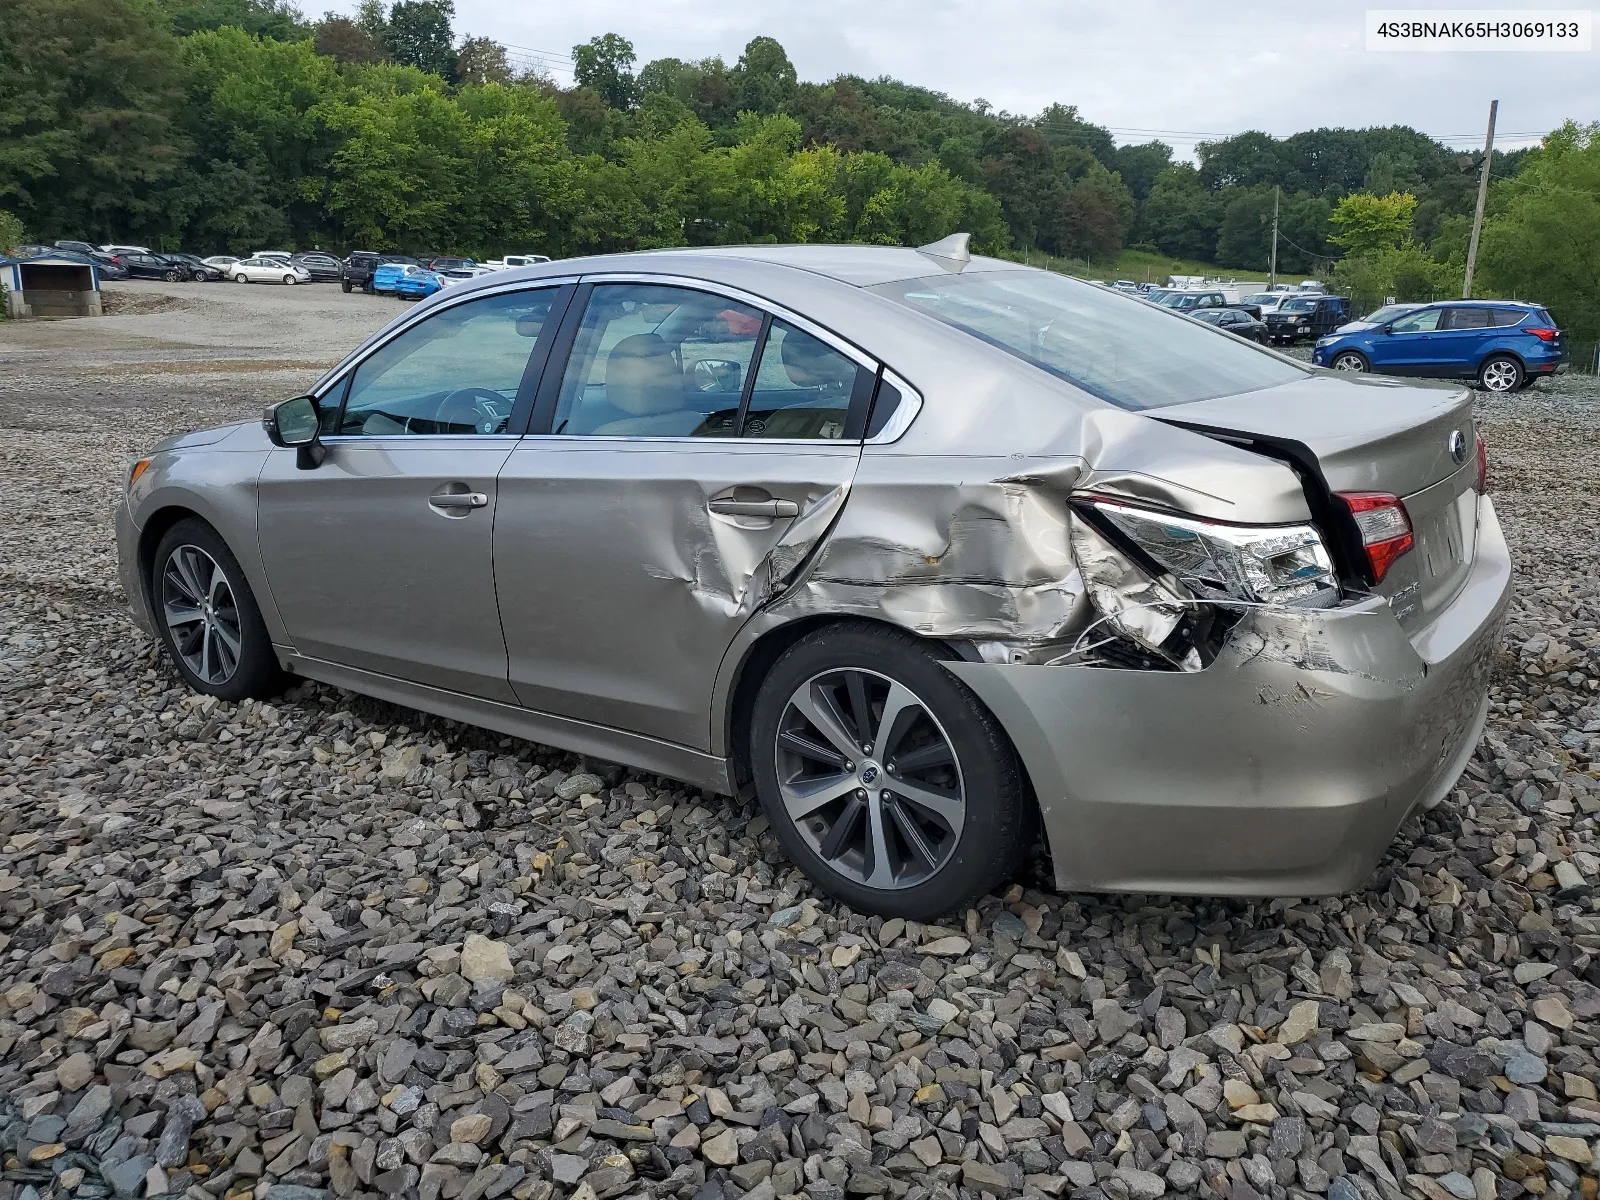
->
115 496 156 637
948 496 1512 897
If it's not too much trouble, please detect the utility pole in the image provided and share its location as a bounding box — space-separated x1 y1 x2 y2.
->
1268 186 1279 290
1463 99 1498 299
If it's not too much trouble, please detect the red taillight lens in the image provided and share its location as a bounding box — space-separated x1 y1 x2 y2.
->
1338 492 1413 582
1523 327 1557 342
1474 431 1488 493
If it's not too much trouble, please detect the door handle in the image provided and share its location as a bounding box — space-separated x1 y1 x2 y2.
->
709 497 800 518
429 491 488 509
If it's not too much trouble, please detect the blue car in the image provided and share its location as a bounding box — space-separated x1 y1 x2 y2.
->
372 262 444 299
1312 299 1566 392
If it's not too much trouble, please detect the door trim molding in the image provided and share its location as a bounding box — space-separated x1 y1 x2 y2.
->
277 650 736 795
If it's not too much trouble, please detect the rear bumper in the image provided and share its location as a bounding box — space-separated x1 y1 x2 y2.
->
948 496 1511 897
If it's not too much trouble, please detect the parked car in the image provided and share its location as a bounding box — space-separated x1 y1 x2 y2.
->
101 243 152 255
424 256 476 273
1241 291 1294 314
372 263 445 298
1157 290 1262 320
1333 302 1424 335
1313 300 1566 391
342 252 418 294
89 252 130 280
204 256 240 270
54 240 100 256
230 256 312 284
1189 307 1269 343
484 254 552 270
1265 294 1351 343
164 253 226 281
253 250 294 262
290 251 343 282
438 265 496 286
117 252 195 282
116 237 1509 918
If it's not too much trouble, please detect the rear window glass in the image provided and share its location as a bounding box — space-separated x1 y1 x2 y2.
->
871 271 1305 411
1490 308 1528 326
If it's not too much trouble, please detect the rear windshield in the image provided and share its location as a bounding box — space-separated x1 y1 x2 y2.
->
872 270 1305 411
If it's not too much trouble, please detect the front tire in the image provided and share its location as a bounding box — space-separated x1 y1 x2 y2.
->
1478 355 1523 393
341 278 352 293
152 519 285 702
163 270 181 282
749 622 1027 919
282 274 297 285
1332 351 1370 372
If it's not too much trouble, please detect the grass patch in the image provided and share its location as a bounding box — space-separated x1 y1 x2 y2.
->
1009 248 1287 287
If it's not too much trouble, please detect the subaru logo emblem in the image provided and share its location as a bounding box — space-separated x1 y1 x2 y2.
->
1448 430 1467 465
860 765 879 784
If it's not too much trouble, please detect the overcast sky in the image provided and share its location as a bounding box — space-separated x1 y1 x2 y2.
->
329 0 1595 157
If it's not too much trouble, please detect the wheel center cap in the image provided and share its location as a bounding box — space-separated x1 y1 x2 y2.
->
858 760 881 786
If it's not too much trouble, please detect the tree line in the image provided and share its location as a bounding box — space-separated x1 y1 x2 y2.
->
0 0 1592 345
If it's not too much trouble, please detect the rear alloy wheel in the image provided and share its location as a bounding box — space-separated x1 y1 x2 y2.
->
153 519 285 701
234 273 248 284
163 269 181 282
750 623 1027 918
1478 355 1523 393
1332 351 1369 372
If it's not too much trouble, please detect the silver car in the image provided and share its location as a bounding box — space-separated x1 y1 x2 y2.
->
116 235 1511 918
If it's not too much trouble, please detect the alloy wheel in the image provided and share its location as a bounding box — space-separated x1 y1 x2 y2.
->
1333 353 1368 372
774 668 965 890
1481 359 1519 392
161 544 243 686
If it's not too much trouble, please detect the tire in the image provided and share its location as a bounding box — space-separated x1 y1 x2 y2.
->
749 622 1027 919
282 274 297 285
362 281 375 295
1332 351 1370 372
341 278 352 293
163 270 180 282
1478 354 1523 393
152 518 286 702
234 273 248 284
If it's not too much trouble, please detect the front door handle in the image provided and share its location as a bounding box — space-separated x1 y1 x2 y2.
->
429 491 488 509
709 497 800 518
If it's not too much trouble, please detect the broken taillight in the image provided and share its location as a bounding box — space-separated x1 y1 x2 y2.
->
1474 431 1488 493
1338 492 1413 582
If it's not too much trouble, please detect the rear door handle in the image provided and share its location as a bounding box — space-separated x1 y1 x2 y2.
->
709 498 799 518
430 491 488 509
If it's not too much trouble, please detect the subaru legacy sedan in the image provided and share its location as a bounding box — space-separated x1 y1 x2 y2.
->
117 237 1510 918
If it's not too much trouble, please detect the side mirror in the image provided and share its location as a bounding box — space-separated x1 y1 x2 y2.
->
692 358 743 393
264 395 325 469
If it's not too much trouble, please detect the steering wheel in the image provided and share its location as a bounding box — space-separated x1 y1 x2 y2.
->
434 387 511 434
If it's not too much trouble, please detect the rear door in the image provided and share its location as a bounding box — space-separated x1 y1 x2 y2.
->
257 283 573 699
494 278 875 750
1430 306 1494 376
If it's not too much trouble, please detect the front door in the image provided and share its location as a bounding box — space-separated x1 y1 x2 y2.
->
1368 305 1443 373
494 281 874 749
257 285 570 701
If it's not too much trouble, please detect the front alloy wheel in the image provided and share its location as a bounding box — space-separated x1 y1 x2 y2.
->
776 669 965 890
1332 351 1369 372
161 544 243 687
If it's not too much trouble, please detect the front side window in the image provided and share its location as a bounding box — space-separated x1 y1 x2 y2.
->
1443 308 1493 330
873 270 1304 411
1390 308 1443 333
333 289 558 436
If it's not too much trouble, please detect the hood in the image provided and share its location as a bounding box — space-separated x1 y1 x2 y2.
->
150 421 258 454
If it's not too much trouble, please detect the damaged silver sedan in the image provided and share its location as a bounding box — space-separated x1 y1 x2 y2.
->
115 235 1511 918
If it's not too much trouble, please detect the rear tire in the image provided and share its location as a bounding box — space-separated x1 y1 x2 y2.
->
749 622 1027 919
234 273 248 284
1478 355 1523 393
152 519 286 702
1332 351 1370 372
341 278 352 293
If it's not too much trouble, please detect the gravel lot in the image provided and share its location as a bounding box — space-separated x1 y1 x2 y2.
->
4 284 1600 1200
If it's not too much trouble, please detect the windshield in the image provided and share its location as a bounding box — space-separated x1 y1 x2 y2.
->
872 270 1305 411
1280 298 1316 312
1362 304 1411 323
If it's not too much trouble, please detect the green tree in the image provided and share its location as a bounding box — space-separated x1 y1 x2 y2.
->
455 36 511 85
1480 121 1600 340
1112 141 1172 203
0 210 23 255
572 33 638 111
163 0 308 39
1329 191 1416 254
0 0 185 242
385 0 455 77
314 16 387 65
732 36 797 116
1331 240 1458 313
1138 165 1221 260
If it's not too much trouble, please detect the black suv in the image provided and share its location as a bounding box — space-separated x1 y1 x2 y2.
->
342 251 419 294
291 251 343 282
1266 295 1352 344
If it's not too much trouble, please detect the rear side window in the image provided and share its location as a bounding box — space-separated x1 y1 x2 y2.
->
1443 308 1493 330
742 320 864 440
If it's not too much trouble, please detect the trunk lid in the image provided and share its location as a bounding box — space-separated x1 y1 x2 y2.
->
1156 372 1480 633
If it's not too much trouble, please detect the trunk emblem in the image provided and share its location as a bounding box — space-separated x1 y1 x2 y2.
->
1448 430 1467 465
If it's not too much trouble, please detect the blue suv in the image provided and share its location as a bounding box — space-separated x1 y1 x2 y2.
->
1311 300 1565 392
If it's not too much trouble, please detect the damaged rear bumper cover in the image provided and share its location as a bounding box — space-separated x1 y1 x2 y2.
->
947 497 1511 897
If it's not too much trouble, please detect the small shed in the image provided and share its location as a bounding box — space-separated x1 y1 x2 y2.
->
2 254 102 319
